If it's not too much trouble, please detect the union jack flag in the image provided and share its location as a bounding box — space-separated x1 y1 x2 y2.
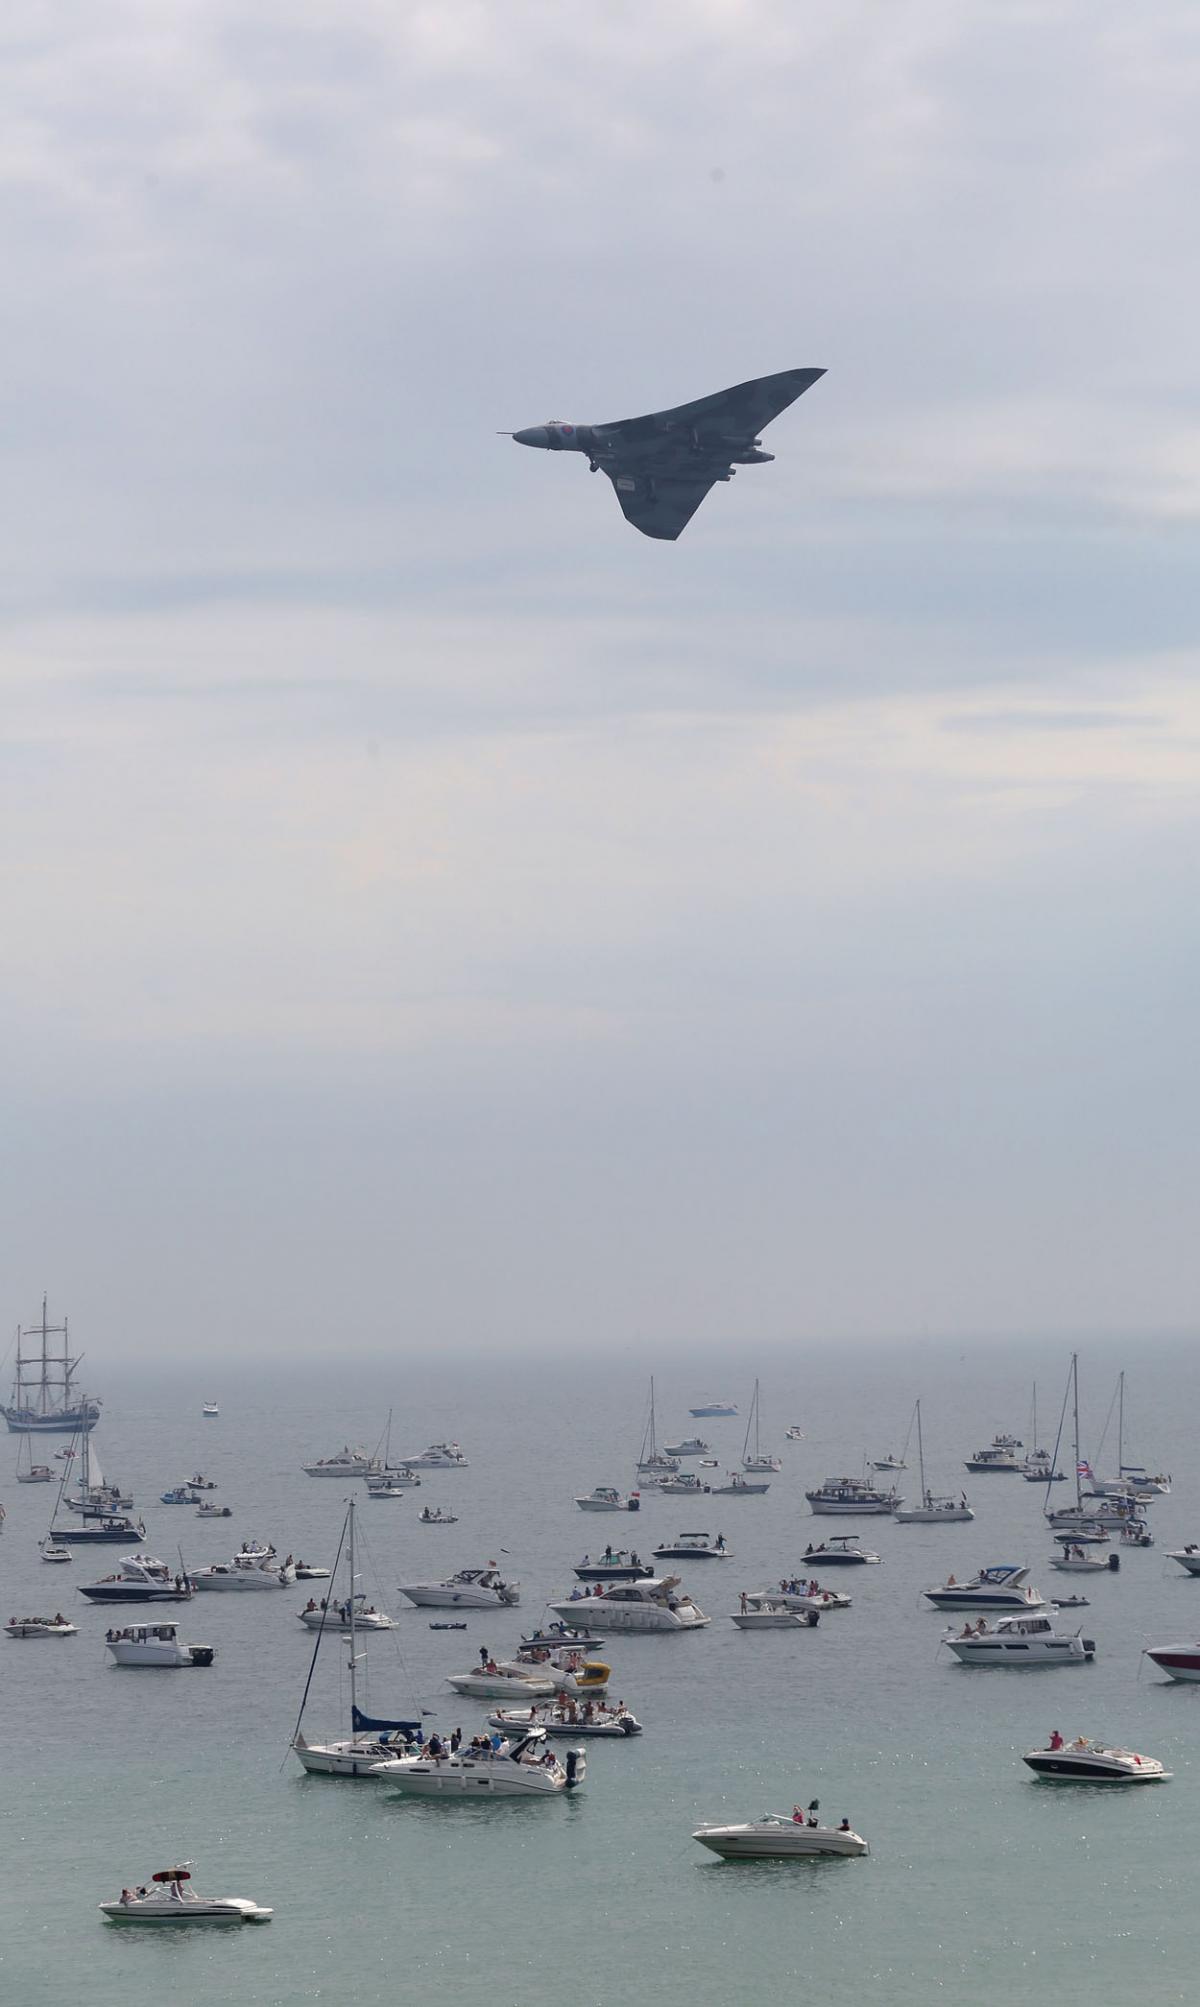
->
1077 1460 1093 1478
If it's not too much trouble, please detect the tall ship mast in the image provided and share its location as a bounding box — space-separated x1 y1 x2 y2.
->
2 1296 101 1434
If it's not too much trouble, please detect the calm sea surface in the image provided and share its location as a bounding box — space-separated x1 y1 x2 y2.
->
2 1337 1199 2005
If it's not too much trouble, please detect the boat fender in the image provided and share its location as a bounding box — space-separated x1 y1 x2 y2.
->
1107 1552 1120 1571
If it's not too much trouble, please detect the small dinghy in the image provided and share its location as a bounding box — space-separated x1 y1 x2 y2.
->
99 1864 271 1924
429 1620 468 1630
1052 1594 1090 1609
694 1808 868 1859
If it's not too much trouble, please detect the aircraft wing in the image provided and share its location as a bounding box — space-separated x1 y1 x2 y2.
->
602 367 825 444
605 467 719 542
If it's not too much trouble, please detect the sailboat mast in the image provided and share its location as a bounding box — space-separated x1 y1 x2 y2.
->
915 1401 925 1502
1117 1371 1124 1476
348 1497 358 1722
1072 1353 1082 1510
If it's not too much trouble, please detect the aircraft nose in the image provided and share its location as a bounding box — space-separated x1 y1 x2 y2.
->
512 426 550 448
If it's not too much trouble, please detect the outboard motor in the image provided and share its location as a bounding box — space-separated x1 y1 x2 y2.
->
564 1747 586 1789
1108 1552 1121 1571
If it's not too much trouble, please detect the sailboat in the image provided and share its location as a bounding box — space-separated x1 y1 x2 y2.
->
1090 1372 1170 1497
1042 1355 1146 1537
635 1379 679 1483
741 1380 781 1473
292 1498 421 1776
2 1297 101 1433
15 1435 53 1483
63 1430 133 1514
1021 1383 1066 1482
893 1403 974 1522
50 1421 143 1543
40 1443 76 1562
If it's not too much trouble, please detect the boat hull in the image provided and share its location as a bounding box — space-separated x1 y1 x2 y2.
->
1024 1751 1168 1782
945 1638 1095 1665
1145 1647 1200 1681
894 1507 974 1523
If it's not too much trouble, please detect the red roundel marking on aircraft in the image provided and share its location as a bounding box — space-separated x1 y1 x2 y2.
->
560 423 574 435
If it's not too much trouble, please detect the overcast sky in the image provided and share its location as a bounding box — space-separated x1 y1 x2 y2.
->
2 1 1197 1361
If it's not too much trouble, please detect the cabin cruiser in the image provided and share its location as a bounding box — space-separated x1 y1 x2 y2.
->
445 1662 556 1700
297 1597 396 1630
190 1548 295 1591
397 1442 469 1469
549 1576 709 1631
711 1472 769 1496
805 1476 898 1515
574 1549 653 1581
663 1438 709 1457
105 1622 214 1667
575 1486 639 1512
160 1486 201 1505
489 1699 641 1737
942 1612 1095 1665
1022 1449 1066 1482
99 1865 271 1924
419 1507 458 1524
693 1813 867 1860
499 1648 610 1696
689 1402 738 1418
373 1728 585 1797
923 1565 1046 1611
79 1554 192 1603
399 1566 519 1609
302 1447 380 1479
4 1614 76 1637
963 1441 1022 1473
657 1471 711 1496
652 1532 730 1561
798 1537 879 1566
730 1595 819 1630
1023 1738 1169 1782
751 1579 852 1612
1167 1546 1200 1576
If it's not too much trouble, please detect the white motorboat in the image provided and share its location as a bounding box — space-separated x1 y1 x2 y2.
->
893 1403 973 1523
1143 1641 1200 1683
399 1565 519 1609
710 1472 769 1496
366 1467 421 1490
99 1865 271 1924
785 1425 805 1441
872 1453 906 1473
689 1401 738 1417
657 1471 711 1496
963 1439 1022 1473
730 1595 819 1630
297 1596 396 1630
5 1614 76 1637
40 1540 72 1563
749 1580 852 1613
105 1622 214 1667
195 1502 232 1518
185 1473 217 1490
418 1507 458 1524
798 1537 880 1566
693 1814 868 1860
574 1549 653 1580
923 1566 1046 1611
1023 1739 1170 1782
303 1447 381 1479
499 1649 610 1697
373 1728 585 1797
202 1402 219 1417
942 1612 1096 1665
488 1700 642 1737
190 1550 294 1592
445 1666 557 1700
292 1499 423 1777
397 1442 469 1469
575 1486 639 1512
549 1576 708 1631
652 1532 731 1562
367 1481 412 1500
805 1476 898 1515
79 1554 192 1603
663 1438 709 1457
1050 1541 1119 1575
294 1563 331 1581
740 1380 781 1472
1167 1546 1200 1576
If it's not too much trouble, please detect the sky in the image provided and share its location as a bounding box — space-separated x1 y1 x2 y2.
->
2 0 1198 1362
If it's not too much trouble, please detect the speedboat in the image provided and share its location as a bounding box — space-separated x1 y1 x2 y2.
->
663 1438 709 1457
574 1550 653 1580
297 1597 395 1630
693 1814 867 1860
1023 1739 1169 1782
40 1540 72 1563
105 1622 214 1667
302 1447 380 1479
190 1550 294 1591
294 1562 330 1580
575 1486 639 1512
399 1566 519 1609
1050 1541 1118 1575
710 1473 769 1496
186 1474 217 1490
798 1537 880 1566
202 1402 219 1417
1144 1642 1200 1683
942 1612 1096 1665
445 1666 557 1701
872 1453 906 1472
397 1442 469 1469
730 1595 818 1630
4 1614 76 1637
488 1700 641 1737
549 1576 709 1631
373 1728 585 1796
804 1477 898 1515
99 1865 271 1924
750 1579 852 1612
652 1533 731 1562
79 1554 192 1603
689 1402 738 1418
923 1566 1046 1611
520 1625 607 1652
1167 1546 1200 1575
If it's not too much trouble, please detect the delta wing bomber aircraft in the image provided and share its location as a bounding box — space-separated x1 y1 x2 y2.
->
507 366 825 541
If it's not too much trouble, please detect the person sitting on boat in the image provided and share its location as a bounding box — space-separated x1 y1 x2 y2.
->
839 1818 852 1833
1049 1730 1064 1750
485 1657 499 1674
958 1621 973 1637
120 1889 134 1905
305 1599 317 1613
792 1806 804 1824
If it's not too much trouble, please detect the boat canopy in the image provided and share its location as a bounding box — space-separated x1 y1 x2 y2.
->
351 1704 422 1738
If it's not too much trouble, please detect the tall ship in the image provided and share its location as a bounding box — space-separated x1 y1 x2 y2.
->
3 1297 101 1434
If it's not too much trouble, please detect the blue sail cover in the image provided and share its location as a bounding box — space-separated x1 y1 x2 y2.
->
351 1704 422 1738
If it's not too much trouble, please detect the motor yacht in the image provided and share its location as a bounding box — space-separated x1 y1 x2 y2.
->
99 1865 271 1924
78 1554 192 1603
1143 1641 1200 1683
397 1442 469 1469
693 1814 867 1860
190 1550 294 1591
373 1728 585 1796
652 1532 731 1562
942 1612 1095 1665
797 1537 880 1566
805 1476 898 1515
923 1566 1045 1611
499 1649 610 1696
575 1486 639 1512
689 1402 738 1418
444 1665 557 1701
1023 1739 1169 1782
963 1441 1022 1473
4 1614 77 1637
302 1447 380 1479
399 1566 519 1609
1167 1546 1200 1576
730 1595 819 1630
663 1438 709 1457
711 1473 769 1496
105 1622 214 1667
297 1597 396 1630
549 1576 709 1631
574 1549 653 1580
489 1700 641 1737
